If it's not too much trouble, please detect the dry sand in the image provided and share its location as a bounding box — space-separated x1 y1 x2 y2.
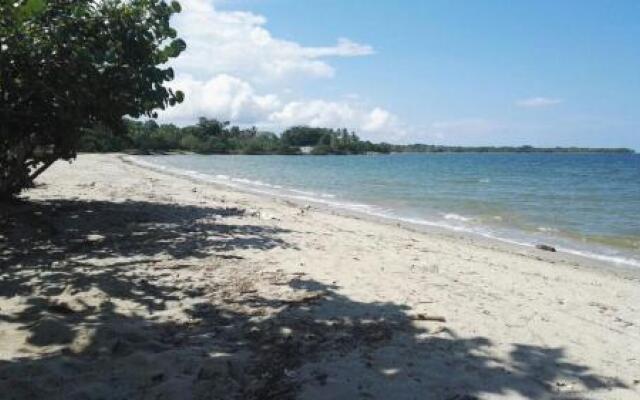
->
1 153 639 400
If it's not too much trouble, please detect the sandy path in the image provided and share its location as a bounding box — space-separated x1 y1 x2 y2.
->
1 153 638 399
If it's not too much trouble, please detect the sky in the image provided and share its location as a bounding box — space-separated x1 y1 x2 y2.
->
159 0 640 149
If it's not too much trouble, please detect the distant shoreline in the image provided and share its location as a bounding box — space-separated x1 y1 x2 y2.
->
79 117 636 155
108 148 636 156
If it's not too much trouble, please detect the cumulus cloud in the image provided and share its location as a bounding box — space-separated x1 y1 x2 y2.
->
269 100 404 140
161 74 281 124
516 97 563 108
161 74 405 141
155 1 406 141
171 0 373 81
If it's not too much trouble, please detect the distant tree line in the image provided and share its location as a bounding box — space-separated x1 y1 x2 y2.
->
78 117 635 155
78 118 393 155
386 144 635 154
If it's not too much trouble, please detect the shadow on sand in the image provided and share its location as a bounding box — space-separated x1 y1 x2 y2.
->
0 199 627 399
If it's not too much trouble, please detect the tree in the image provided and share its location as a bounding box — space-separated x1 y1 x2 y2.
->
0 0 186 200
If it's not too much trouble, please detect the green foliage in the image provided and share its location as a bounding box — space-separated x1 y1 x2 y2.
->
1 0 185 199
310 144 332 155
80 117 634 156
282 126 374 155
77 124 132 153
281 126 330 147
78 118 386 155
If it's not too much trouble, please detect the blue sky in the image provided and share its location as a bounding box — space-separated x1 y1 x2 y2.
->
163 0 640 149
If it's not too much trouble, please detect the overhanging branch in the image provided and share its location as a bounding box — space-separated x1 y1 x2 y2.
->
28 157 57 182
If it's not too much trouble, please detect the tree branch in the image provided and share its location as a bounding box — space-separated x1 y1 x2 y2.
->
28 157 57 182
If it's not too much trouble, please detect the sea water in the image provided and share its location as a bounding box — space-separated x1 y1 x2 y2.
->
136 153 640 268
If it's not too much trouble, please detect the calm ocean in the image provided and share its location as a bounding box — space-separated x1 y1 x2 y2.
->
138 153 640 267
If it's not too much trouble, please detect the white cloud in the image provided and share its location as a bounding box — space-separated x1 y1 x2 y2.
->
160 74 404 140
516 97 563 108
171 0 373 82
155 1 405 141
269 100 404 141
161 74 281 124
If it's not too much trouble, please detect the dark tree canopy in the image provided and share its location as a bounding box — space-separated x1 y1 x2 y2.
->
77 117 392 155
0 0 185 199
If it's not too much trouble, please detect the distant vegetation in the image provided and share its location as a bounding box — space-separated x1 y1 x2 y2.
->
387 144 635 154
79 118 393 155
79 117 635 155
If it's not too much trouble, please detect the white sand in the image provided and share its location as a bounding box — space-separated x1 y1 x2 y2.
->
1 153 638 399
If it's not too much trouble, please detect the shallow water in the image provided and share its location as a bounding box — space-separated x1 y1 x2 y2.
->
139 153 640 267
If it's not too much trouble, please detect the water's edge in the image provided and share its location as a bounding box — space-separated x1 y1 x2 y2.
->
126 155 640 270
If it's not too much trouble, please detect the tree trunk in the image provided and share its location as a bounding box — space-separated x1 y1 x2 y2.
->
0 174 24 201
0 143 56 201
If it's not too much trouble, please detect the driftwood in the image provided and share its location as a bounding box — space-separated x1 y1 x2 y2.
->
410 314 446 322
536 244 557 252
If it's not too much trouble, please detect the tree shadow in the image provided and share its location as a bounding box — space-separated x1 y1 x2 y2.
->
1 198 295 268
0 199 630 399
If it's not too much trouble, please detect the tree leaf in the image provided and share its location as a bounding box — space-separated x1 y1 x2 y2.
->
21 0 47 17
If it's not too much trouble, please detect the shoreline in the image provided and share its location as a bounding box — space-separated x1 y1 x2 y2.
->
2 153 639 399
124 154 640 278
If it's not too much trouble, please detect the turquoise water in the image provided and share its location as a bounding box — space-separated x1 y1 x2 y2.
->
139 153 640 267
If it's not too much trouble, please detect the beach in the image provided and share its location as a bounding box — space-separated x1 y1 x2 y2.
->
1 153 639 399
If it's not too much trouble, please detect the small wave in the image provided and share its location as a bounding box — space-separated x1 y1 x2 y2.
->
289 188 336 199
443 213 472 222
128 156 343 209
559 248 640 268
128 156 640 269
